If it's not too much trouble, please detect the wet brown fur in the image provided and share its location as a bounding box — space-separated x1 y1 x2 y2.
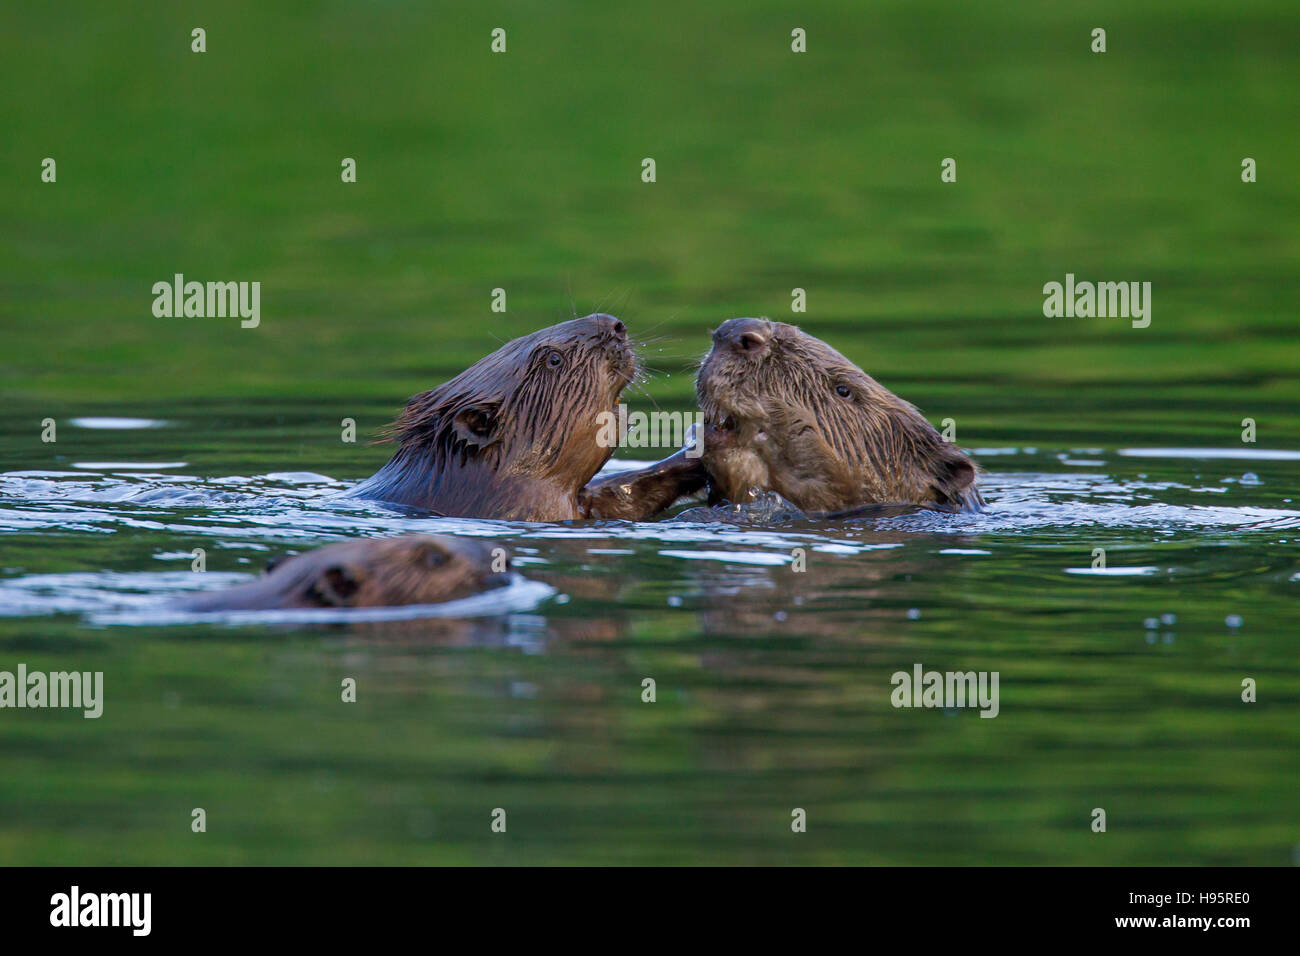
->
178 535 509 611
351 314 650 520
696 318 983 513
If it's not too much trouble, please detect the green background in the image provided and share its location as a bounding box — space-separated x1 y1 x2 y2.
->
0 1 1297 865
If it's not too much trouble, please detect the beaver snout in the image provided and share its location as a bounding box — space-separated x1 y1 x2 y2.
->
483 569 514 591
713 317 772 356
583 313 627 342
581 313 631 369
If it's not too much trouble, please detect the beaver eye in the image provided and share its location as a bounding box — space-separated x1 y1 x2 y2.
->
424 547 448 568
546 350 564 369
834 384 852 398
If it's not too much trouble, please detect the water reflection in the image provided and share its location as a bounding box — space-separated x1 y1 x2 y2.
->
0 438 1296 864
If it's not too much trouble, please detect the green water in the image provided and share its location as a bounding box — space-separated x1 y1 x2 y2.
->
1 1 1298 864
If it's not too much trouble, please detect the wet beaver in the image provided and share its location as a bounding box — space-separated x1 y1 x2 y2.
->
696 318 983 514
349 314 705 521
178 534 510 611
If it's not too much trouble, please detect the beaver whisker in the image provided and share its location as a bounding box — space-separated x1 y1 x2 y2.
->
592 287 633 318
631 339 703 362
640 347 704 365
623 381 665 412
631 340 673 355
632 308 687 339
561 276 578 321
632 333 673 347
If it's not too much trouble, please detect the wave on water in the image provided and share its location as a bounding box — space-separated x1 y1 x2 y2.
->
0 448 1296 623
3 456 1296 541
0 566 555 627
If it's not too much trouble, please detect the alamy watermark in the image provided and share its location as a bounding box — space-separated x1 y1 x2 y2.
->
596 405 704 457
1043 273 1151 328
0 664 103 718
891 663 999 718
152 273 260 328
50 886 150 936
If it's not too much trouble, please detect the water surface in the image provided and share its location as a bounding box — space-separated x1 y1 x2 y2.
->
2 0 1298 865
1 409 1295 865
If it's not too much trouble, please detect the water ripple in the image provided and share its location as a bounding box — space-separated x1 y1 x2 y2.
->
1 448 1297 623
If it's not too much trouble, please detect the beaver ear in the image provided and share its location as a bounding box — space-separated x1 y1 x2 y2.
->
452 403 500 448
305 565 362 607
930 453 978 508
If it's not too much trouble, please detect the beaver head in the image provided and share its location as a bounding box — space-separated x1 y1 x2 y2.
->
696 318 982 513
354 314 636 519
180 534 511 611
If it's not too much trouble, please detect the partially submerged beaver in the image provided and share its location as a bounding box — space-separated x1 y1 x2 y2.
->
350 314 705 521
178 535 510 611
696 318 982 514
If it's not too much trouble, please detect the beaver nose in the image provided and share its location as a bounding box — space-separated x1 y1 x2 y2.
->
589 313 627 340
715 317 770 354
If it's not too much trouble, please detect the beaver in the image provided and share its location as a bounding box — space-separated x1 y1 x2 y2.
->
178 534 510 611
696 318 983 514
349 314 706 521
